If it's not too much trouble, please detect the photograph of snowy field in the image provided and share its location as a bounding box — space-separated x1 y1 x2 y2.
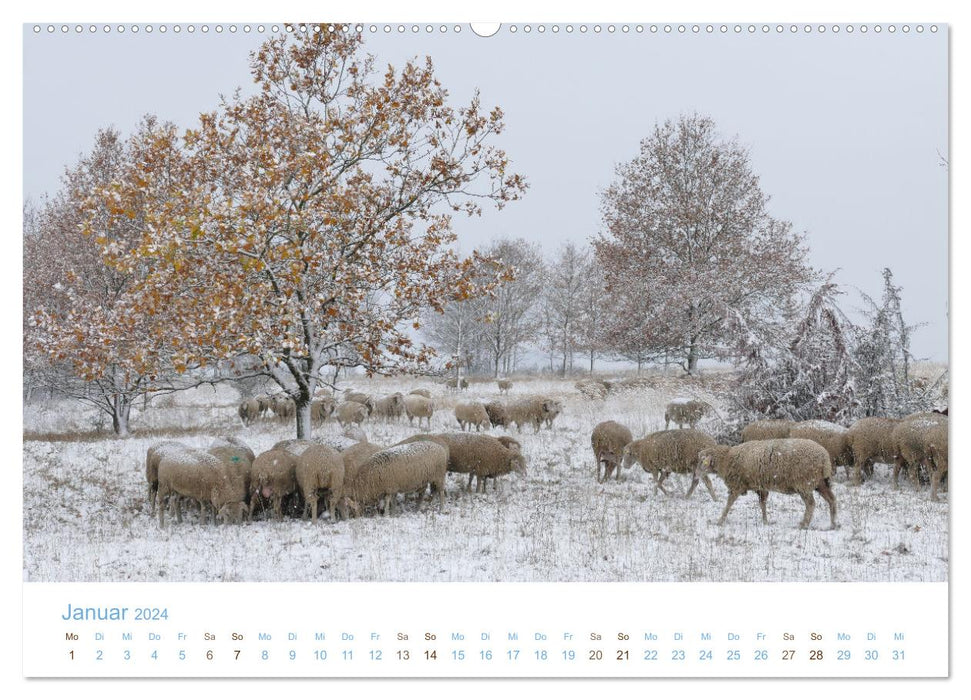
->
23 374 948 583
23 25 947 585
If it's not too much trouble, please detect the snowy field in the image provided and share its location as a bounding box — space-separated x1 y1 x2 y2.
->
23 375 949 583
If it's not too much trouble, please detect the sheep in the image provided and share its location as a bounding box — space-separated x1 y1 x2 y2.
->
145 440 190 515
891 417 946 490
272 439 317 456
210 436 255 463
238 399 260 426
272 397 296 420
295 444 344 522
620 429 718 499
788 420 853 479
497 379 512 394
591 420 633 482
740 419 794 443
344 392 374 413
445 377 469 390
698 438 837 530
484 400 509 428
397 433 527 493
255 395 272 416
846 417 900 485
409 388 433 399
575 380 609 400
342 441 387 484
664 398 712 430
925 422 949 502
506 396 562 433
207 443 255 506
311 397 336 423
372 393 406 422
249 449 299 520
336 401 369 427
404 394 434 429
156 447 248 527
454 401 490 432
339 442 448 518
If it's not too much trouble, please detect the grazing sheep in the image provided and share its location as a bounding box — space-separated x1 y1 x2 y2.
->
342 424 368 442
311 397 336 423
484 400 509 428
454 401 491 432
272 397 296 420
409 388 433 399
664 399 712 430
404 394 434 429
925 423 949 502
891 417 946 490
238 399 260 426
398 433 527 493
156 447 248 527
272 439 317 456
344 392 374 414
341 441 387 484
445 377 469 390
788 420 853 479
207 444 255 505
295 444 344 522
575 380 609 400
506 396 562 433
372 393 406 422
210 436 255 463
497 379 512 394
621 429 718 499
336 401 370 427
145 441 190 515
741 419 794 443
339 442 448 518
249 449 299 520
591 420 633 482
846 417 900 485
698 438 837 529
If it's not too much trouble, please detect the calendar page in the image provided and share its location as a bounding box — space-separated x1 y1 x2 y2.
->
17 1 953 689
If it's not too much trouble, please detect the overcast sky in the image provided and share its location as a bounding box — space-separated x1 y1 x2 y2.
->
22 24 948 361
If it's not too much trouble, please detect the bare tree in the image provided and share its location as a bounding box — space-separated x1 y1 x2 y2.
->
595 113 815 374
541 242 594 376
477 238 545 377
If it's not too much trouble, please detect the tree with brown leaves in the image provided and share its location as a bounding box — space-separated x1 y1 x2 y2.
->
81 27 526 437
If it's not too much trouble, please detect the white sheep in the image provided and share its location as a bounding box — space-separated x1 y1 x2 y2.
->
664 398 711 429
339 442 448 518
156 447 248 526
591 420 633 482
295 443 345 522
404 394 434 429
454 401 490 431
621 429 718 499
698 438 837 529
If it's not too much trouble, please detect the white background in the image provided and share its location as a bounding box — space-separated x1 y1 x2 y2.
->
2 0 964 698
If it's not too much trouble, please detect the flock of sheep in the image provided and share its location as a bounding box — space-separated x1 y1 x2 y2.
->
147 381 948 532
593 398 949 530
149 383 549 527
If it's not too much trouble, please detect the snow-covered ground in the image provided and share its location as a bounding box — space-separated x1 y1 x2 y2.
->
23 376 948 582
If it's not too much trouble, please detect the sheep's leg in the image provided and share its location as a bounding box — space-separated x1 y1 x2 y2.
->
158 492 167 527
148 483 157 516
311 492 319 523
757 490 769 524
685 475 699 499
273 496 284 520
477 476 486 494
466 473 474 492
655 471 671 496
816 480 838 529
700 473 718 501
717 491 740 525
892 456 906 489
798 492 815 529
614 462 622 481
175 497 183 524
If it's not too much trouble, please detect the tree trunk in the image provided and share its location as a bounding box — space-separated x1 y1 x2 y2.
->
686 339 699 374
112 395 131 437
637 358 643 374
589 350 595 373
295 397 312 439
